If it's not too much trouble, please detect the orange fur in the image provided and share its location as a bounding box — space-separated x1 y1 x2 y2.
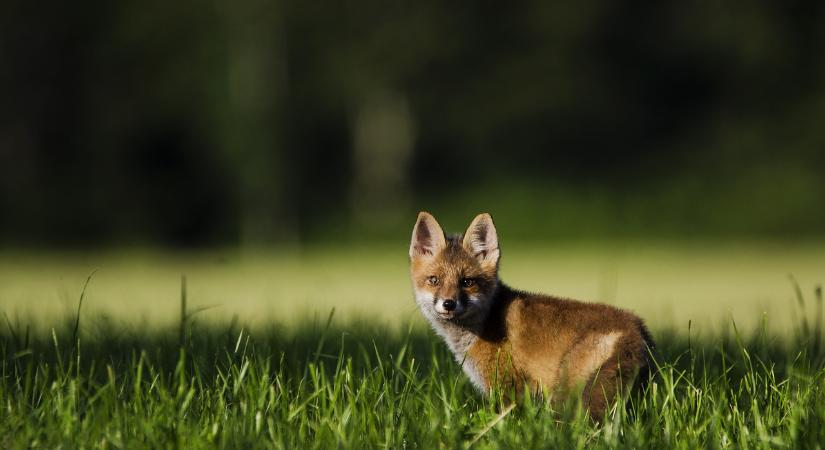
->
409 212 655 422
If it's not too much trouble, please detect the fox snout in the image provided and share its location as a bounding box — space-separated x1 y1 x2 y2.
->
433 297 464 317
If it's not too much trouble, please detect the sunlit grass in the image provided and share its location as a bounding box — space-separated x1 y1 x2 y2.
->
1 241 823 332
3 303 825 448
2 243 825 447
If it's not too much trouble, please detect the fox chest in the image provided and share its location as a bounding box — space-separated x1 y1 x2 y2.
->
460 339 529 393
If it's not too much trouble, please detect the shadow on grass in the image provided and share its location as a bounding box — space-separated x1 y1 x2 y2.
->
3 295 825 391
2 281 825 448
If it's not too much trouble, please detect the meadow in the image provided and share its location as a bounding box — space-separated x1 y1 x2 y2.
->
2 242 825 448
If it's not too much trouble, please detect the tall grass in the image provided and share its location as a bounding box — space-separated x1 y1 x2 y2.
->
2 281 825 448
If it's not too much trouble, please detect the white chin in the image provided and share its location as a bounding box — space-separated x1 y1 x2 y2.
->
435 309 465 320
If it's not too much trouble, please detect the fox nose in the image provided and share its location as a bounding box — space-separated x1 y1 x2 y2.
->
442 299 457 311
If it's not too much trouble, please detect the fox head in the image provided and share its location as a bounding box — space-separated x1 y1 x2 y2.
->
409 212 500 327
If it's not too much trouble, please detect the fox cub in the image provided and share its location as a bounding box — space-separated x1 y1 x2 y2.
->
409 212 655 421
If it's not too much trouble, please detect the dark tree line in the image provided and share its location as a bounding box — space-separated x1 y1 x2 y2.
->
1 0 824 246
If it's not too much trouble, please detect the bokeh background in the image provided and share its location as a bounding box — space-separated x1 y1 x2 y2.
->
1 0 824 331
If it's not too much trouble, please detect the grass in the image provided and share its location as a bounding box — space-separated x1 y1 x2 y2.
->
3 275 825 448
2 242 824 331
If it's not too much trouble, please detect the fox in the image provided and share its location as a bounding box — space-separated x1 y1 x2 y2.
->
409 211 655 421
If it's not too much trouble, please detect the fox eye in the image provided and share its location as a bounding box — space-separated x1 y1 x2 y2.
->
461 278 476 288
427 276 440 286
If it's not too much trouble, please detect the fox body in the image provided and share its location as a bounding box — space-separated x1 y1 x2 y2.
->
409 212 654 421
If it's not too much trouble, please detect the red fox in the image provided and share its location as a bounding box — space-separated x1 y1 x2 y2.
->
409 212 655 421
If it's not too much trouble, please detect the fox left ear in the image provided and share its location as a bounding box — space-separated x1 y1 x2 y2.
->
462 213 500 267
410 211 447 259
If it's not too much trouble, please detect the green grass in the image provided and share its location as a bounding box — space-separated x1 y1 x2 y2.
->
3 281 825 448
2 245 825 448
2 242 824 332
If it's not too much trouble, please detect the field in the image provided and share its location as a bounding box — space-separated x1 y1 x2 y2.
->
2 242 825 448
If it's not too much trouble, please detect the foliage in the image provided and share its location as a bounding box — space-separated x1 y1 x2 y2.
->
2 1 825 245
3 286 825 448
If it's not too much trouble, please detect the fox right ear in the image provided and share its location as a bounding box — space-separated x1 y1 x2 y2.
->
462 213 499 267
410 212 447 259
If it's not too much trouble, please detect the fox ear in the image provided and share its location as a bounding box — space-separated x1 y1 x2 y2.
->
462 213 499 266
410 212 447 259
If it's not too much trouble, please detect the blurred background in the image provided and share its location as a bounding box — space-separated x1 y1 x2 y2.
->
1 0 824 331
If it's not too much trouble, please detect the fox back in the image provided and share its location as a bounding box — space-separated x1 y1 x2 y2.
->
409 212 655 421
